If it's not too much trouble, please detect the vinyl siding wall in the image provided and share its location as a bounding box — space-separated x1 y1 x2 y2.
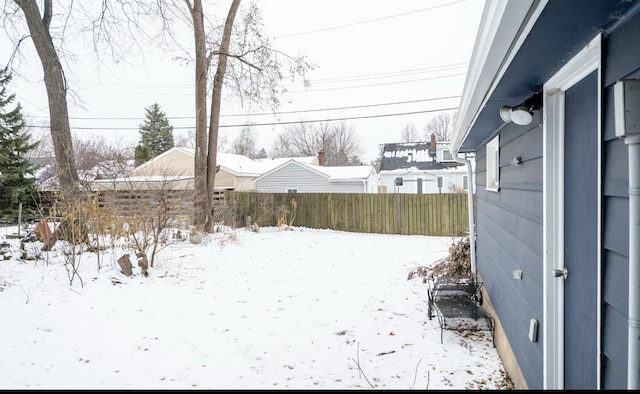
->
256 164 369 193
379 170 468 194
598 14 640 387
474 109 545 388
474 15 640 387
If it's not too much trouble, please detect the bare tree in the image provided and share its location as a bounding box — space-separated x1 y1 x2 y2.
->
6 0 164 207
174 129 196 149
231 125 257 158
183 0 314 231
6 0 313 232
330 121 363 166
400 123 419 142
423 112 457 142
205 0 241 233
12 0 80 203
270 120 363 166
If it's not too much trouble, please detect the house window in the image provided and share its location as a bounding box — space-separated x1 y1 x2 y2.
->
442 150 454 161
437 176 443 189
463 175 468 190
486 135 500 192
286 188 298 194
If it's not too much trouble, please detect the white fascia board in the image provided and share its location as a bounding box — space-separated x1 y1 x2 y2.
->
451 0 546 154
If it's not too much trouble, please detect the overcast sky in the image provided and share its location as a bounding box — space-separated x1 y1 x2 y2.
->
1 0 484 163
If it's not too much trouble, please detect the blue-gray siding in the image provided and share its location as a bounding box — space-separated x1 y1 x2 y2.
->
474 109 544 388
473 12 640 387
599 12 640 388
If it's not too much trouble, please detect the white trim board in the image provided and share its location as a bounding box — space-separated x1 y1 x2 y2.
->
541 33 602 390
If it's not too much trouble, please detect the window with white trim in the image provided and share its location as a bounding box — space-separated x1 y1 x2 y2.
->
463 175 468 190
286 188 298 194
486 135 500 191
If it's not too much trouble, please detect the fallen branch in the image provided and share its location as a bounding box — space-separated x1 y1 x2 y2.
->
413 359 423 387
351 357 374 389
376 350 396 356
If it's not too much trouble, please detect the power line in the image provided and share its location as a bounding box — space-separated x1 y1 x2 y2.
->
26 106 458 131
286 72 465 93
294 63 469 85
274 0 467 39
68 69 466 96
26 95 461 121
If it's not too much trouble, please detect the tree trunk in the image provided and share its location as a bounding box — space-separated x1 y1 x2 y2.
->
188 0 209 229
206 0 241 231
14 0 80 204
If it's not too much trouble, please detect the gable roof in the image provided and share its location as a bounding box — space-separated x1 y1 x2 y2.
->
130 147 318 177
256 159 376 182
379 142 463 172
255 156 319 171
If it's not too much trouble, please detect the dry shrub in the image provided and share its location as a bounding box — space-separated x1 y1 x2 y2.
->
407 235 472 282
433 235 471 277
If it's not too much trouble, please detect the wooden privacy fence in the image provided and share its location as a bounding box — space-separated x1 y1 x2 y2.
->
225 191 471 237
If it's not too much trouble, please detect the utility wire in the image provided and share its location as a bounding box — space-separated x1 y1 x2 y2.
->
26 106 458 131
274 0 467 38
286 73 465 93
26 95 461 121
68 70 465 96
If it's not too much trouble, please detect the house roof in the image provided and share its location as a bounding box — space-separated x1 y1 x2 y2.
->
254 156 318 171
256 159 377 182
378 142 462 172
451 0 640 154
132 147 317 177
313 164 377 180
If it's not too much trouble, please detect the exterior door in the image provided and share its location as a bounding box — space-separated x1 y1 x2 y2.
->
562 70 598 389
542 34 601 389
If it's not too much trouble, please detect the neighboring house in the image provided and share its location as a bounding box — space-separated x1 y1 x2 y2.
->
91 147 321 192
255 159 379 194
450 0 640 390
378 135 470 194
31 156 135 192
123 147 264 191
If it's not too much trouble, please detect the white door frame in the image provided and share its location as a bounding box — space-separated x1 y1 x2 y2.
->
542 33 602 389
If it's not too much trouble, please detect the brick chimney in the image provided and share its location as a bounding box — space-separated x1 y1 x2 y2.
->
429 133 437 161
318 150 325 166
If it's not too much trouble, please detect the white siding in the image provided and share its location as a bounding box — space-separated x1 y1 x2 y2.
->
379 168 471 194
256 162 375 193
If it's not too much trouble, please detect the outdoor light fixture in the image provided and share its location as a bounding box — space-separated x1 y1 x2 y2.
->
499 91 542 126
499 105 533 125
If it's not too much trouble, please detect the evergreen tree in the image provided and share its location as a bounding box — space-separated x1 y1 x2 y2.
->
0 68 37 219
138 103 174 161
134 144 151 166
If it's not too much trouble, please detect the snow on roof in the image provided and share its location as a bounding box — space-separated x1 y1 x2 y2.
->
179 149 317 176
308 164 375 180
255 156 318 171
381 143 432 163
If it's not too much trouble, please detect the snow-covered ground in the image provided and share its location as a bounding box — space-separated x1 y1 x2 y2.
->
0 224 512 389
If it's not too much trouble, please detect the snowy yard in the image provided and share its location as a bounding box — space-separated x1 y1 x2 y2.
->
0 225 512 389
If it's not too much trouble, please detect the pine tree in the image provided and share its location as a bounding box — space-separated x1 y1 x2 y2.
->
138 103 174 161
0 68 38 220
134 144 151 166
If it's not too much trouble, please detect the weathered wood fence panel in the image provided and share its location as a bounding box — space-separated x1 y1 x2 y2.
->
87 189 471 237
225 192 471 237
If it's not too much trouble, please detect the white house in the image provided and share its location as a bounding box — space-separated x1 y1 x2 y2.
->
378 135 473 194
255 157 379 194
